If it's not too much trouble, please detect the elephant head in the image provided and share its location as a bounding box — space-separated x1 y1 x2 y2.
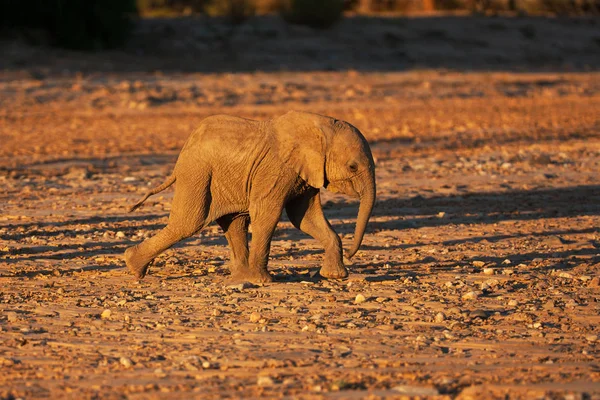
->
272 111 376 258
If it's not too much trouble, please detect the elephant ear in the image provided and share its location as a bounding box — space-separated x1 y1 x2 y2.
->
272 112 327 188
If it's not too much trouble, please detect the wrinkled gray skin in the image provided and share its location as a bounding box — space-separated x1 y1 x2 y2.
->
125 111 376 283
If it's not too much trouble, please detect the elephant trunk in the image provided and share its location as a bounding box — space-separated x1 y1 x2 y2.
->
346 171 376 259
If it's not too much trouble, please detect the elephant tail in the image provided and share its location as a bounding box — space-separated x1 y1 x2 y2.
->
128 173 176 212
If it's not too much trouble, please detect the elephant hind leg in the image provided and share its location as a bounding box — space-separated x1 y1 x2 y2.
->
217 213 250 277
125 173 212 279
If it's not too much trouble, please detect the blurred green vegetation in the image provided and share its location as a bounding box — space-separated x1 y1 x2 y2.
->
0 0 138 50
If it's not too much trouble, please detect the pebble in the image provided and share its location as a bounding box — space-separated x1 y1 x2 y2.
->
101 309 112 319
354 294 367 304
462 291 479 300
543 300 557 310
257 376 274 386
250 312 262 323
508 299 518 306
557 271 573 279
483 268 495 275
585 334 598 342
116 231 126 239
393 385 439 396
434 312 446 323
502 269 514 275
120 357 133 368
228 282 255 291
469 309 489 319
6 311 18 322
472 261 485 267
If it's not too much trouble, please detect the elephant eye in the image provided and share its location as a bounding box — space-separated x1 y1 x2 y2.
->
348 162 358 173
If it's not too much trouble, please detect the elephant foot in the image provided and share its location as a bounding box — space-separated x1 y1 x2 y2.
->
320 263 348 279
124 246 151 280
229 268 273 284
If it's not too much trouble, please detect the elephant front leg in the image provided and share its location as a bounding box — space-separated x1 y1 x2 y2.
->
237 207 284 284
217 214 250 277
285 190 348 279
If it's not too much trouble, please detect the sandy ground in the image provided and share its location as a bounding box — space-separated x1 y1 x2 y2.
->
1 15 600 400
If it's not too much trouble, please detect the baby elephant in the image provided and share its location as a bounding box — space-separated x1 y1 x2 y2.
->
125 111 376 283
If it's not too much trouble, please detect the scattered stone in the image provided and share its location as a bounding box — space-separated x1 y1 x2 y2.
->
543 300 557 311
228 282 256 291
250 312 262 323
585 334 598 342
469 309 489 319
472 261 485 267
462 291 479 300
116 231 126 239
101 309 112 319
120 357 133 368
557 271 573 279
257 376 274 386
434 312 446 323
483 268 495 275
393 385 439 396
6 311 18 322
354 294 367 304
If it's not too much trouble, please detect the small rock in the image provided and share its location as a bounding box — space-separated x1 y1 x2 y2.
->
557 271 573 279
116 231 126 239
354 294 367 304
434 312 446 323
123 176 137 182
482 268 495 275
202 361 212 369
120 357 133 368
462 291 479 300
228 282 256 291
508 299 518 307
6 311 18 322
393 385 439 396
533 322 542 329
543 300 557 311
469 309 489 319
101 309 112 319
472 261 485 267
212 309 222 317
501 259 512 265
502 269 514 275
257 376 274 386
585 334 598 342
250 312 262 323
588 277 599 287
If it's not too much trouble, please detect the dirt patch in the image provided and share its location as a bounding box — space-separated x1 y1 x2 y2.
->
1 16 600 400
